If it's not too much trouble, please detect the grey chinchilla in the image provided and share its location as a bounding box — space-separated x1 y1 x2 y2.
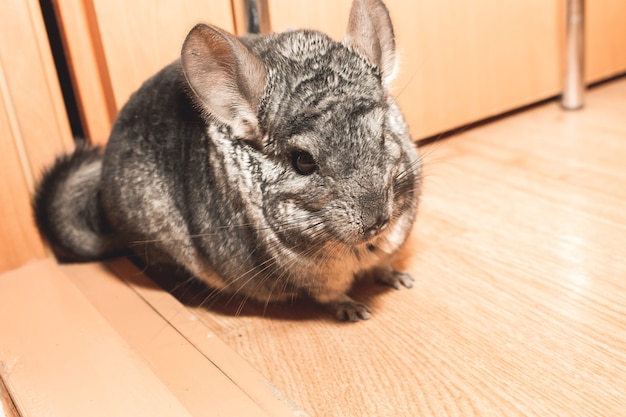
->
33 0 422 321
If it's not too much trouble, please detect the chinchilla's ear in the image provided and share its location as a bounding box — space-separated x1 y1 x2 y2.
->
181 24 267 142
343 0 396 85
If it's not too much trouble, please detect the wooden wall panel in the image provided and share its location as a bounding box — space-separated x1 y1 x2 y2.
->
55 0 626 145
92 0 235 111
56 1 235 145
0 80 48 272
197 0 626 139
392 0 562 139
1 259 301 417
268 0 563 140
0 0 73 181
586 0 626 83
0 0 73 272
53 1 117 145
266 0 352 40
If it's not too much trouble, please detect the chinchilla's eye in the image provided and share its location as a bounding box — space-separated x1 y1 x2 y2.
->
291 150 317 175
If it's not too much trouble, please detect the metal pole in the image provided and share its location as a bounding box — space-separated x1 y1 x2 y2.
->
561 0 585 110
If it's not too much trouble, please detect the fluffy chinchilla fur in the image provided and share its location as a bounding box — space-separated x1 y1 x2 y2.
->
33 0 422 321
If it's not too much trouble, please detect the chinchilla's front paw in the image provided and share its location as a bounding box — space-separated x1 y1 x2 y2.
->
334 300 372 322
323 294 371 322
375 268 414 290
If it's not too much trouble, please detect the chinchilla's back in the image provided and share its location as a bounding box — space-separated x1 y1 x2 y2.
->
33 145 125 261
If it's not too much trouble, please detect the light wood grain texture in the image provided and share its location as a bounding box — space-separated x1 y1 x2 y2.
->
586 0 626 82
0 89 47 273
0 258 304 416
55 0 626 146
0 0 73 272
0 259 195 417
0 0 73 182
91 0 235 111
232 0 250 35
54 0 235 145
232 0 271 35
1 373 20 417
53 0 117 145
177 77 626 416
63 259 307 417
267 0 352 39
268 0 564 140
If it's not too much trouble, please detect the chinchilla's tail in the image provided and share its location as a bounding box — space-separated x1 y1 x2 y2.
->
33 145 125 262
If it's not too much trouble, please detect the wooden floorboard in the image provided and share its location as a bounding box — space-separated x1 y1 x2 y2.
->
183 77 626 416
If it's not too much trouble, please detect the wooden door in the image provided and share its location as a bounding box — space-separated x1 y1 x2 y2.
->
267 0 626 140
586 0 626 82
53 0 626 144
54 1 235 145
0 0 73 273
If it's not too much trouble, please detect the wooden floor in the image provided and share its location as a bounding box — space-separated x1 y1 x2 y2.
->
182 77 626 416
4 76 624 417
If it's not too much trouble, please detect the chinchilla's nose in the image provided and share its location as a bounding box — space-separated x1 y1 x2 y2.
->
357 183 392 240
363 212 390 238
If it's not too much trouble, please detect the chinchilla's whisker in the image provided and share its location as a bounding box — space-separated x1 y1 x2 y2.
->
195 284 227 312
185 219 325 312
190 245 271 310
165 271 198 297
235 292 253 317
262 267 293 315
257 228 334 311
130 215 310 250
228 239 315 313
219 257 277 304
392 71 417 102
129 213 316 246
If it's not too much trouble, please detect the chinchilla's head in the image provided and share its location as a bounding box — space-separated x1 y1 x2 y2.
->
181 0 421 254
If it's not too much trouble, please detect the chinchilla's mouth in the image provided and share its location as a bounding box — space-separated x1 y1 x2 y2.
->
341 228 389 249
